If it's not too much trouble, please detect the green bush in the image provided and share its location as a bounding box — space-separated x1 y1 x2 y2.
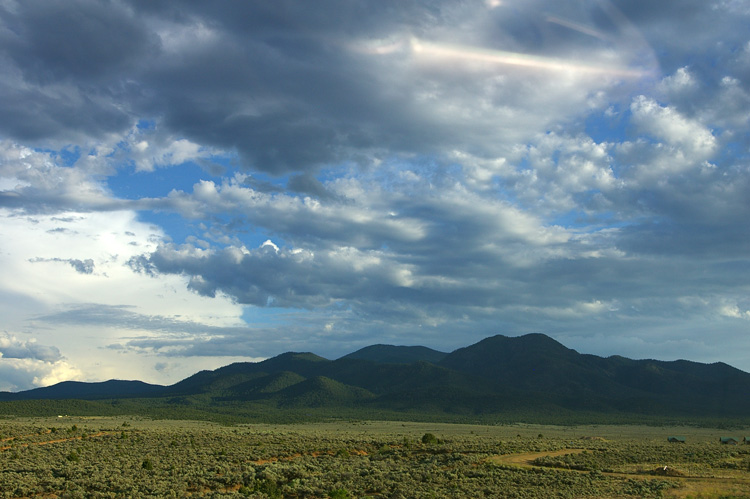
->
422 433 438 444
329 488 352 499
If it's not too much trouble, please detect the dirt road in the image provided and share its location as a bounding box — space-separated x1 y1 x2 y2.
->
487 448 750 498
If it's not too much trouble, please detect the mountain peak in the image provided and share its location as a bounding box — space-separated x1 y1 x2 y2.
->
341 344 447 364
443 333 574 365
271 352 329 363
438 333 581 387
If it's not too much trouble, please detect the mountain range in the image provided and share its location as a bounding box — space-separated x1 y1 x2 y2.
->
2 333 749 421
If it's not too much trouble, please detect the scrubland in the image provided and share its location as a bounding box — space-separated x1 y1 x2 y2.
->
1 417 749 498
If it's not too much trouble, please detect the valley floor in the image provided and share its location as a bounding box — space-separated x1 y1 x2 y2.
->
0 417 749 498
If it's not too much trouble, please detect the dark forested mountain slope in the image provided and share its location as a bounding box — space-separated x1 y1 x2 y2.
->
0 380 163 401
439 334 750 416
3 333 750 419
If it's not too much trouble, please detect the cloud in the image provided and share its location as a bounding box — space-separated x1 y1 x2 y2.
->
0 333 80 392
0 357 82 392
34 303 232 335
0 201 250 385
29 257 95 274
1 1 750 384
0 141 119 213
287 173 348 202
629 95 716 162
114 128 224 174
0 0 154 142
0 333 62 362
719 304 750 320
502 132 619 214
131 242 417 308
0 0 658 174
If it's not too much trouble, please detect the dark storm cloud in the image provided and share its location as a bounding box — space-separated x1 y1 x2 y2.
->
136 34 442 174
0 335 62 362
0 0 657 173
0 83 132 142
0 0 155 141
0 0 452 170
1 0 156 82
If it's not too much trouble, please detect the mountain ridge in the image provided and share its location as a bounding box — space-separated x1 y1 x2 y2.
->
0 379 163 401
2 333 749 421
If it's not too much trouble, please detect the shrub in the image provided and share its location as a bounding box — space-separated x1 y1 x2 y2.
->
329 488 352 499
422 433 438 445
254 478 281 498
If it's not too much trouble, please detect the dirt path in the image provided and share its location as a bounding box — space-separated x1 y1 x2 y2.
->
0 429 52 443
487 448 587 468
0 431 115 451
487 448 750 498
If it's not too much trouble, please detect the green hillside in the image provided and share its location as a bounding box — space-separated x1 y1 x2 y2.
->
276 376 376 407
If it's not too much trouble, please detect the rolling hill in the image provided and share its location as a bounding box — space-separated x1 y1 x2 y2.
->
2 333 750 422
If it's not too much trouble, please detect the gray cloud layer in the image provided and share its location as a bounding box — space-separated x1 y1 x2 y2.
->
1 0 668 173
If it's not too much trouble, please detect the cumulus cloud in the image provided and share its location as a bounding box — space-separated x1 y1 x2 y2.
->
0 333 80 391
0 141 118 213
0 357 83 392
0 333 62 362
630 95 716 162
102 126 225 174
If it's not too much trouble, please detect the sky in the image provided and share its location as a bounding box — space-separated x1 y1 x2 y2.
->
1 0 750 391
